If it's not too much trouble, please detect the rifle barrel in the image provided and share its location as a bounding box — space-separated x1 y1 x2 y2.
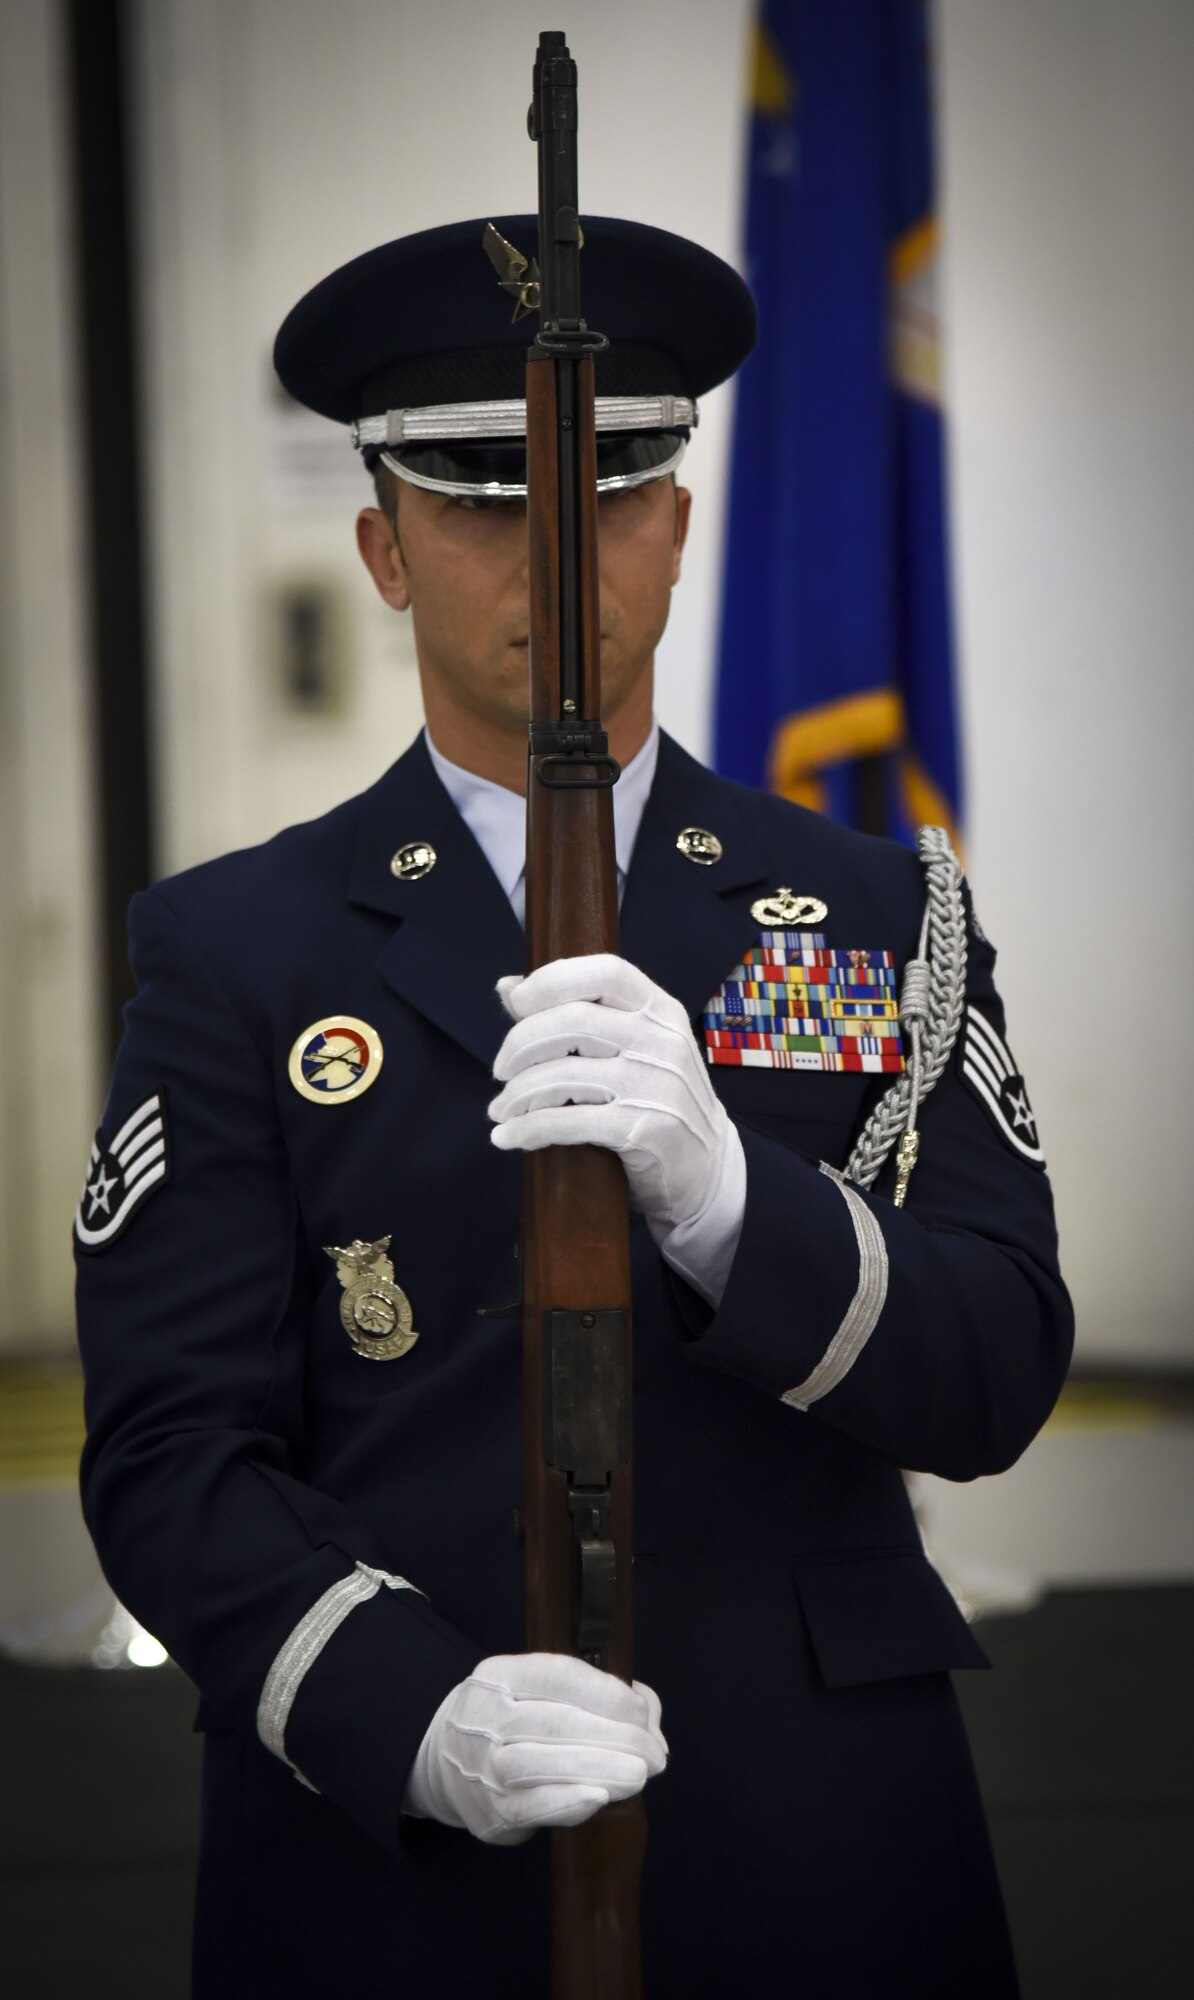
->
522 29 645 1999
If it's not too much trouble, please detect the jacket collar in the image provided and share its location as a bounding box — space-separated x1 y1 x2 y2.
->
348 733 523 1070
619 731 771 1021
347 730 773 1070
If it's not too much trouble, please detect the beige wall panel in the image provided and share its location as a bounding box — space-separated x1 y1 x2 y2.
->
0 0 99 1350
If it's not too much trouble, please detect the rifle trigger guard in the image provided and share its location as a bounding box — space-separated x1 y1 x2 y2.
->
569 1485 616 1661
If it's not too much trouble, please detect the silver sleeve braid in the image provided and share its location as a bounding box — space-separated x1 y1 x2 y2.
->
843 826 967 1191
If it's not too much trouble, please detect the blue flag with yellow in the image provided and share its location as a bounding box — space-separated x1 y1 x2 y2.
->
714 0 961 844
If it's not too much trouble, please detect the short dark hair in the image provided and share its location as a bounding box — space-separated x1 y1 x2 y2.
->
371 459 400 531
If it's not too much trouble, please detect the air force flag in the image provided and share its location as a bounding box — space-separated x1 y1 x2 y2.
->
75 1091 170 1253
714 0 962 845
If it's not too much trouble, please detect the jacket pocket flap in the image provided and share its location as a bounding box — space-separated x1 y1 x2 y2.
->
793 1552 990 1688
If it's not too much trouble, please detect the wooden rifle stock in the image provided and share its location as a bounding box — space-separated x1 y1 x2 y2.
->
522 31 644 2000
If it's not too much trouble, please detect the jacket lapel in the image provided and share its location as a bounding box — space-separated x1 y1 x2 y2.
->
347 730 783 1072
620 734 773 1022
347 735 524 1071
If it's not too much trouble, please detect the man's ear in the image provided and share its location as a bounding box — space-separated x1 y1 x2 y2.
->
356 507 411 611
672 484 692 585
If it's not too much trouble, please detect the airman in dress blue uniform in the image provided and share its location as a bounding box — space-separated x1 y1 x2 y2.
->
74 216 1071 1997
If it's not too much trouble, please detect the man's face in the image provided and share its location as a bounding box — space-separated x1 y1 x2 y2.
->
357 475 690 739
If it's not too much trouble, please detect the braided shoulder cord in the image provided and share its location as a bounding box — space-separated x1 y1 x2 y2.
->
843 825 967 1194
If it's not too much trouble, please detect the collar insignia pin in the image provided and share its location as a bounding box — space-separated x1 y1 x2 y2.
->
324 1235 418 1360
391 841 437 882
750 887 829 927
676 826 723 866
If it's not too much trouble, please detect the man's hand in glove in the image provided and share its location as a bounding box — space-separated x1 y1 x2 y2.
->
489 954 746 1304
402 1652 667 1846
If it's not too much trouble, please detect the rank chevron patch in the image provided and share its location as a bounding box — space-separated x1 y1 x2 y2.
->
960 1006 1046 1168
74 1091 171 1253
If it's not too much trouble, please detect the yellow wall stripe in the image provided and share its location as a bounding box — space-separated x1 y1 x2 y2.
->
1047 1377 1194 1433
0 1362 85 1489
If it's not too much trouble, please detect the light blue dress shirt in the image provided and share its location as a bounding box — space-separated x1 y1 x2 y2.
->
425 724 659 926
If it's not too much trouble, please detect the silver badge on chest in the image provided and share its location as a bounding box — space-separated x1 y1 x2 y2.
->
749 887 829 927
323 1235 419 1360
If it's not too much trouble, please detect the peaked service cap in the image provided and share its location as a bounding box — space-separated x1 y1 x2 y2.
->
273 214 756 499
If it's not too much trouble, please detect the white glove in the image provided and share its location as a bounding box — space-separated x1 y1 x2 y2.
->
490 954 746 1304
402 1651 667 1847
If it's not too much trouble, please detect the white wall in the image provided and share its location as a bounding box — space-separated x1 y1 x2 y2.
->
937 0 1194 1366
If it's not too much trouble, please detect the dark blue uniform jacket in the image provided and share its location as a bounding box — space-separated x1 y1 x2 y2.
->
75 732 1071 1997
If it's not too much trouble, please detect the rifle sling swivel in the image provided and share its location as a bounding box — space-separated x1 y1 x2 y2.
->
530 721 621 791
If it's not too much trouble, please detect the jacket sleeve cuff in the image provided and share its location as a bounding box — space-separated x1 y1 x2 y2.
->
272 1563 480 1853
683 1124 884 1404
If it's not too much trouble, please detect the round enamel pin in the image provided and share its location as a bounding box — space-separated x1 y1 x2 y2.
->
289 1016 383 1105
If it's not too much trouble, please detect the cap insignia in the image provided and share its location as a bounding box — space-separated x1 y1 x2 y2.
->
482 222 541 321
